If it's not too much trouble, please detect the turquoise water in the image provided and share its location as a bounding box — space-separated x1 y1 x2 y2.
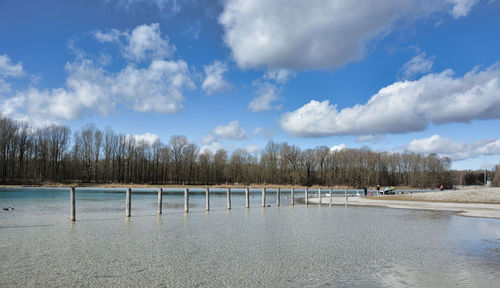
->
1 187 499 287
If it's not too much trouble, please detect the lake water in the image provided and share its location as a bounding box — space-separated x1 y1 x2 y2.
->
1 187 499 287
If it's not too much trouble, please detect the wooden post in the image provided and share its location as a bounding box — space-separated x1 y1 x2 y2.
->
262 187 266 207
70 187 75 221
206 187 210 211
184 188 189 213
126 188 131 217
245 187 250 208
157 188 163 214
305 187 309 205
318 187 322 205
330 187 333 206
291 187 295 205
277 188 280 207
227 187 231 210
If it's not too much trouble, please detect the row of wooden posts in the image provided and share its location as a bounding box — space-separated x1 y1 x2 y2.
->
69 187 350 221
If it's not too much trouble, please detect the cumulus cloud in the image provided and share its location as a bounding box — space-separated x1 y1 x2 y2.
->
330 143 346 152
248 81 281 112
201 61 231 95
200 141 223 154
405 134 500 160
280 64 500 137
448 0 478 18
1 58 194 124
132 132 160 144
202 120 247 144
401 53 434 79
0 54 25 77
219 0 478 70
93 23 175 62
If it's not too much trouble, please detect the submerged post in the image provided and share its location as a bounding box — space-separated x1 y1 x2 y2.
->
277 188 280 207
291 187 295 205
262 187 266 207
206 187 210 211
70 187 75 221
157 188 163 214
305 187 309 205
318 187 322 205
245 187 250 208
227 187 231 210
184 188 189 213
126 188 131 217
330 187 333 206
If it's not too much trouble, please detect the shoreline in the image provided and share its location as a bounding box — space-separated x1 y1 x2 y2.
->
308 187 500 219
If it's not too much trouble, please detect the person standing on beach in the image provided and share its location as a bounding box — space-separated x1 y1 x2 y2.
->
376 185 380 195
440 184 444 191
364 187 367 196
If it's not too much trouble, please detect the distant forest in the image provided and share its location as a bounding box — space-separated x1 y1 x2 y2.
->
1 116 496 188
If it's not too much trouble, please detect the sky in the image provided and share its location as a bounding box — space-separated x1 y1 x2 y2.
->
1 0 500 170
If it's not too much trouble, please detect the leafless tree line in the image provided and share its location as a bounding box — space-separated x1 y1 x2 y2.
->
1 116 453 187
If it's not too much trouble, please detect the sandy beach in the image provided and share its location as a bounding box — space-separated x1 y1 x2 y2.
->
308 187 500 219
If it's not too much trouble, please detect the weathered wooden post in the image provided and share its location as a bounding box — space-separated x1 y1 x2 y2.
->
291 187 295 205
157 188 163 214
70 187 75 221
184 188 189 213
305 187 309 205
227 187 231 210
205 187 210 211
262 187 266 207
126 188 131 217
277 188 280 207
318 187 322 205
245 187 250 208
330 187 333 206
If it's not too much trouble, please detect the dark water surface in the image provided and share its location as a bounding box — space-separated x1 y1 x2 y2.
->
1 187 499 287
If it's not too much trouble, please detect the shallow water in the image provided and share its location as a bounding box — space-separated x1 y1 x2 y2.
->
1 187 499 287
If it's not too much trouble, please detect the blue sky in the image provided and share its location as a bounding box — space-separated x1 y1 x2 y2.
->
1 0 500 170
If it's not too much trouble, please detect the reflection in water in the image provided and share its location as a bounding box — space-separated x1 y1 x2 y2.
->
0 188 499 287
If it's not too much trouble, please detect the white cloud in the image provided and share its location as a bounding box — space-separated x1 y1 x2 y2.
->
401 53 434 79
405 134 500 160
248 81 281 112
132 132 160 144
330 144 346 152
1 58 194 124
125 23 174 61
243 145 261 154
93 29 121 43
263 69 294 84
448 0 478 18
253 126 276 139
280 64 500 137
200 141 223 154
202 120 248 144
94 23 175 62
201 61 231 95
108 0 183 14
219 0 471 70
0 54 25 77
